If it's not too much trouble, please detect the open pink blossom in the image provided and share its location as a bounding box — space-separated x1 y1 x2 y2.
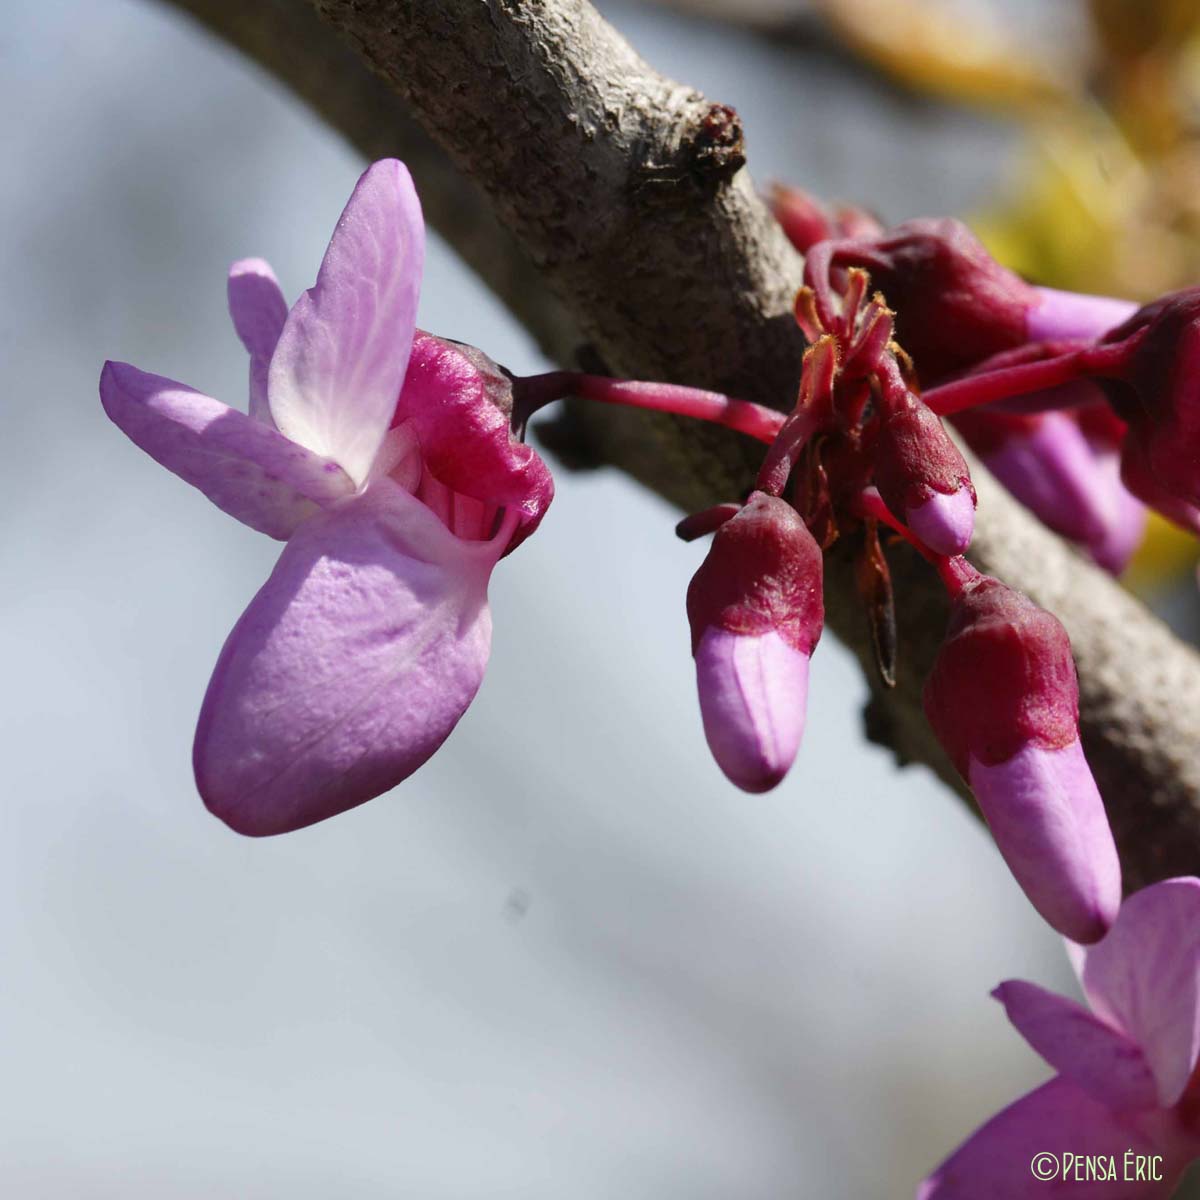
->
919 878 1200 1198
101 159 552 835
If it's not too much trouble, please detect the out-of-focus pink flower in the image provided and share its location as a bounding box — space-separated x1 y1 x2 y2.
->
101 160 552 835
919 878 1200 1198
953 406 1146 573
923 572 1121 942
685 492 824 793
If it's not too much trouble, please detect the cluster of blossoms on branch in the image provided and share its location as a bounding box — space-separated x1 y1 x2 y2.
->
775 186 1200 1198
102 161 1200 1195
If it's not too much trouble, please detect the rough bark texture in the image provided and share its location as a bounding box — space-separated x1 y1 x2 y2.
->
156 0 1200 890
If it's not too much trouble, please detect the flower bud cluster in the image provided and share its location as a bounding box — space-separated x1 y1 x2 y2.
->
673 232 1125 940
782 210 1200 569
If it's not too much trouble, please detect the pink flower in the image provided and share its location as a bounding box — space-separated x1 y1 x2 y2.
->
952 406 1146 574
919 878 1200 1198
685 492 824 793
100 160 552 835
923 571 1121 942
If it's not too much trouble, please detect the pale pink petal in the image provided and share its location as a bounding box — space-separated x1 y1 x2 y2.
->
975 412 1110 541
993 980 1159 1111
694 627 809 793
968 738 1121 944
269 160 424 485
963 410 1146 573
1027 287 1139 342
194 482 503 836
907 486 975 555
227 257 288 426
1078 878 1200 1107
1086 443 1147 574
917 1077 1187 1199
100 360 353 540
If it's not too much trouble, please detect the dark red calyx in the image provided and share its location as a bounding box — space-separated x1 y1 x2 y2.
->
1120 431 1200 536
923 576 1079 776
1099 288 1200 507
829 218 1039 384
686 492 824 656
873 392 974 516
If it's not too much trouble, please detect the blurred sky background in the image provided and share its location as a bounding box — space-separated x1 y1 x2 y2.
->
0 1 1169 1196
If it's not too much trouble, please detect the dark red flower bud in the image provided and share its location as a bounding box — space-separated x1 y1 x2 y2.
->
923 574 1120 942
925 576 1078 771
686 493 824 793
1099 288 1200 508
873 392 976 554
825 219 1039 383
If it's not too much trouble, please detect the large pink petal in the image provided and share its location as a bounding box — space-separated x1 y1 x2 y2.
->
100 360 353 540
194 482 502 836
993 980 1159 1111
269 160 424 485
917 1077 1189 1199
227 257 288 426
1079 878 1200 1106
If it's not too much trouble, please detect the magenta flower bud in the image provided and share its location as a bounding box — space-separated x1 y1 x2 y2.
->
874 393 976 555
1099 288 1200 508
923 574 1121 942
686 492 824 793
825 219 1039 383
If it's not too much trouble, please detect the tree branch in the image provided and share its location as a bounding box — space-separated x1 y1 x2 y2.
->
156 0 1200 890
164 0 581 361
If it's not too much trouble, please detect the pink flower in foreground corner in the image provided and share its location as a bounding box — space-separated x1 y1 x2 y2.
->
100 160 552 836
919 878 1200 1198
